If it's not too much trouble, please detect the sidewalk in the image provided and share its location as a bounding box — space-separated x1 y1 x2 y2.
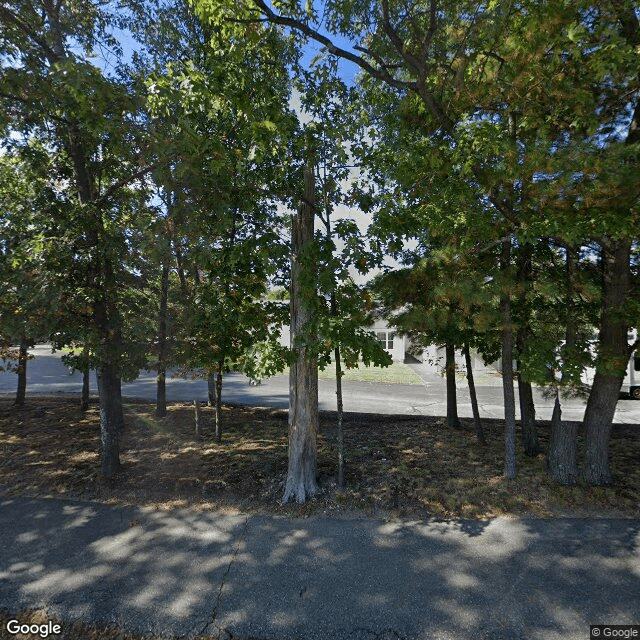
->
1 496 638 640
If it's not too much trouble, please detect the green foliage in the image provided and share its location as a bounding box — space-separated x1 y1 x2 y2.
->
135 0 296 385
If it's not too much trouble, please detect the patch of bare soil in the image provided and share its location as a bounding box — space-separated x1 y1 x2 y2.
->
1 396 639 520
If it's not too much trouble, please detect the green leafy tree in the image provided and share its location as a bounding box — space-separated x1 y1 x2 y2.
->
0 152 50 404
1 0 158 477
193 0 640 485
138 0 295 435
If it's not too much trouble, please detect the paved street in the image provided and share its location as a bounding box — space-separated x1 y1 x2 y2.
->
1 496 639 640
1 344 639 424
2 351 640 639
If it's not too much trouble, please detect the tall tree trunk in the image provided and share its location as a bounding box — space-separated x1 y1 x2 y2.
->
283 155 319 504
14 337 28 406
334 345 345 488
156 263 170 418
214 360 223 443
156 370 167 418
97 364 120 478
463 344 485 444
445 341 460 428
583 239 631 485
548 247 579 484
63 108 125 478
501 238 517 480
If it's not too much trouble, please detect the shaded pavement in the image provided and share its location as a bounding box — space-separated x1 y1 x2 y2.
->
0 496 639 639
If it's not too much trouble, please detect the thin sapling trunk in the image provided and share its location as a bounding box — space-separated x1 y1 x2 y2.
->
215 360 223 443
445 341 460 428
334 345 345 488
14 337 28 406
81 365 90 412
156 263 170 418
194 400 201 439
501 238 517 480
463 344 485 444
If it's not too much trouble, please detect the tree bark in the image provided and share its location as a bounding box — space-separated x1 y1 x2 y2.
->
97 364 120 478
548 391 578 484
517 373 540 456
207 373 216 406
548 247 579 483
156 263 170 418
445 341 460 428
14 337 28 406
156 370 166 418
214 360 223 443
500 238 517 480
583 240 631 484
283 155 319 504
463 344 485 444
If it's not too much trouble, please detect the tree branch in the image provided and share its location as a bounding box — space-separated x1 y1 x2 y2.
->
611 0 640 47
380 0 426 77
248 0 415 92
0 89 70 125
419 0 438 60
96 163 158 206
0 5 60 63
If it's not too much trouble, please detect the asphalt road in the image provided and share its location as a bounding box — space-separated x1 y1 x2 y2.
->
1 344 639 424
1 496 639 640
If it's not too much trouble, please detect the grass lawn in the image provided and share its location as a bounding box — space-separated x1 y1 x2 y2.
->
283 360 423 385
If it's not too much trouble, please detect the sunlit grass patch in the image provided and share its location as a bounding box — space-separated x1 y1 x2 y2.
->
278 361 423 384
318 360 423 385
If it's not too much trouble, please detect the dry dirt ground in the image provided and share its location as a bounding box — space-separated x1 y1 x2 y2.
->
1 396 639 639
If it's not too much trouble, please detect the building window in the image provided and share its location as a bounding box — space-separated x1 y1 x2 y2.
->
376 331 395 350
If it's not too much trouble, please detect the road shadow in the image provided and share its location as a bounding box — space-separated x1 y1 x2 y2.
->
1 497 639 640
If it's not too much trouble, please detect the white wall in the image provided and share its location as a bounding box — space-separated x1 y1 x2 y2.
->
371 319 406 363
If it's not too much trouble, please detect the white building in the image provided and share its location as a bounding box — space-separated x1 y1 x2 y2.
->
279 318 499 375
